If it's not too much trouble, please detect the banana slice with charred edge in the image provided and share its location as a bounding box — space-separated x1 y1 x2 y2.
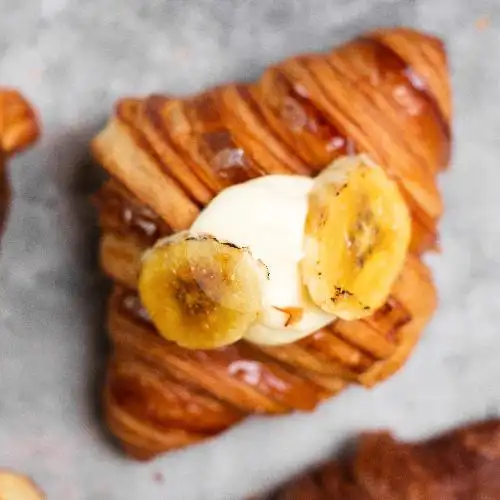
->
0 471 44 500
302 155 411 320
139 232 267 349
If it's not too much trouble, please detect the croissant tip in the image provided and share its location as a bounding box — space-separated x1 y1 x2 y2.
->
0 89 40 156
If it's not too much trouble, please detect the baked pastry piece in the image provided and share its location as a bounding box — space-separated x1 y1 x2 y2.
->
92 27 451 460
0 90 39 236
258 419 500 499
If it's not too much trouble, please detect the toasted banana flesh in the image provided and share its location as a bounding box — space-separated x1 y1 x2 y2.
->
302 155 411 320
139 232 267 349
0 471 44 500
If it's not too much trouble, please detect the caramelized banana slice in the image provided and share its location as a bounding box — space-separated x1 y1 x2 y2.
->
139 232 267 349
0 471 44 500
302 155 411 320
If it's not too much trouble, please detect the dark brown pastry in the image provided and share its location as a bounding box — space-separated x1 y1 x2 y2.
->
0 90 39 235
259 420 500 499
92 27 451 460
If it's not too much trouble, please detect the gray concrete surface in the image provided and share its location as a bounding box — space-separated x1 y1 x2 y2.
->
0 0 499 498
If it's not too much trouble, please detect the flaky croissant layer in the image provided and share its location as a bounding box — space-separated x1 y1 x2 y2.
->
93 27 451 460
0 90 39 236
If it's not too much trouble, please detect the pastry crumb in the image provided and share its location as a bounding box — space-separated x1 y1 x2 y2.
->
153 472 165 484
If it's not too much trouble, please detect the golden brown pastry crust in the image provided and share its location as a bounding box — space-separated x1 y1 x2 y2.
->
0 90 40 234
92 27 450 460
0 90 39 156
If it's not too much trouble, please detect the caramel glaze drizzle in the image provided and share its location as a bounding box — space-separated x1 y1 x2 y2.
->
95 28 447 458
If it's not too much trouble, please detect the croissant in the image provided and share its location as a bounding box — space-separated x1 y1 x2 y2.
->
0 90 39 236
92 27 451 460
257 419 500 499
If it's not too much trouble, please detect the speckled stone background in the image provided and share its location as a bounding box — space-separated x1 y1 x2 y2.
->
0 0 499 498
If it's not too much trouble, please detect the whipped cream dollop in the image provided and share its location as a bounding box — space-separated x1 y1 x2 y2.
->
191 175 336 345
